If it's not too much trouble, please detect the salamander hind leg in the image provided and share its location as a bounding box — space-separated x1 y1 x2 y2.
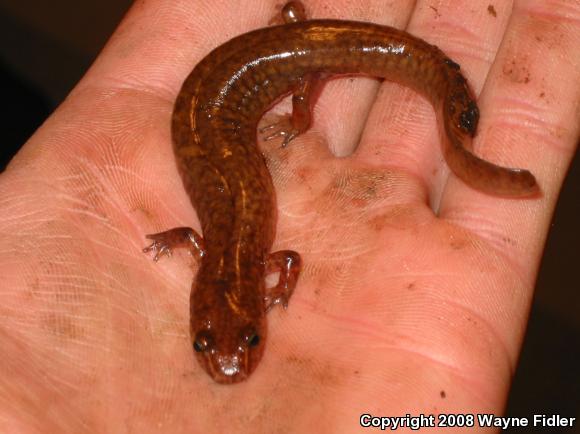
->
143 227 205 262
264 250 302 311
281 1 307 23
268 1 307 25
261 2 323 147
260 72 325 147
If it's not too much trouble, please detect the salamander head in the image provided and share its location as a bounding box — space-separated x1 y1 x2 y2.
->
190 277 267 384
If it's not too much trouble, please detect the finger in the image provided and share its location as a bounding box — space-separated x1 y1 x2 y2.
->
354 0 514 205
74 0 278 98
439 0 580 269
37 1 292 241
304 0 415 156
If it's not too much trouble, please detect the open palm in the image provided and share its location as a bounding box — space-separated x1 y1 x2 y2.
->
0 0 578 433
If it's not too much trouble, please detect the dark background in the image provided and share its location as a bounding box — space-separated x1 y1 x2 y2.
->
1 1 577 431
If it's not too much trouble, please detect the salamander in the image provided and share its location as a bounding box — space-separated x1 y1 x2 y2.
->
144 1 539 384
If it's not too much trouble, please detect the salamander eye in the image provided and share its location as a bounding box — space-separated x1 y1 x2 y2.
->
241 327 260 348
193 331 212 352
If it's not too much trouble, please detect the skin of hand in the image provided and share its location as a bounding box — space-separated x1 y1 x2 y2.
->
0 0 578 432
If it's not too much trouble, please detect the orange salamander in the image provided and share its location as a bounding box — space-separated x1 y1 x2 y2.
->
144 1 539 384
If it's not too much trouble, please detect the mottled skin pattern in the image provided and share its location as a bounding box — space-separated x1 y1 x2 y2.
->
144 1 538 384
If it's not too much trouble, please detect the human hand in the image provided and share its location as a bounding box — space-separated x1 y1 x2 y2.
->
0 1 577 432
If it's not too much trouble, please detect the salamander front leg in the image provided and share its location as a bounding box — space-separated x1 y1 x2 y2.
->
143 227 205 262
264 250 302 312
